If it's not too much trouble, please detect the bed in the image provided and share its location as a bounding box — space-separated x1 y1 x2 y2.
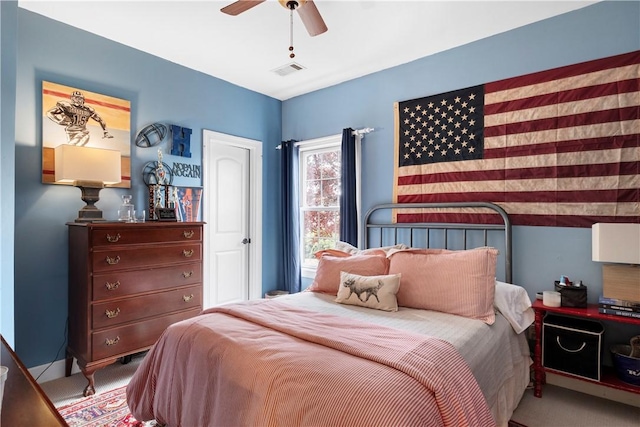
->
127 202 533 427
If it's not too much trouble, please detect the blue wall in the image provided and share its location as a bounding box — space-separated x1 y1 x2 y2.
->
6 1 639 369
14 9 282 367
283 1 640 303
1 0 18 348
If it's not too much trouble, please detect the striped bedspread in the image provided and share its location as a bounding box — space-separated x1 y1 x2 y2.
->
127 299 495 427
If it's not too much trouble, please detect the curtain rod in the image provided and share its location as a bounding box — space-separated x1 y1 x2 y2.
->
276 127 374 149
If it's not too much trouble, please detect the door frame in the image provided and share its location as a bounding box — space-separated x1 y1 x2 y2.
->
202 130 263 306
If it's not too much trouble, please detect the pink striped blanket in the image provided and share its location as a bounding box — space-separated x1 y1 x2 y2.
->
127 300 495 427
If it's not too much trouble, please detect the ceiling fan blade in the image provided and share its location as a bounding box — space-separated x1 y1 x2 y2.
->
221 0 266 16
297 0 328 36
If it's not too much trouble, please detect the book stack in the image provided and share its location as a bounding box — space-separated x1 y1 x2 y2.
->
598 295 640 319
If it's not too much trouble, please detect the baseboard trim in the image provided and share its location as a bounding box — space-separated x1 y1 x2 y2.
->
546 372 640 408
29 358 81 384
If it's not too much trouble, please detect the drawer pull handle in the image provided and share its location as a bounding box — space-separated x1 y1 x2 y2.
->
106 256 120 265
556 336 586 353
182 271 193 278
105 308 120 319
183 249 194 258
105 336 120 346
183 230 195 239
183 294 194 302
106 233 121 243
105 281 120 291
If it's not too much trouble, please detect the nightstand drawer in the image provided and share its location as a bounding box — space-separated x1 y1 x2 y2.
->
92 262 202 301
92 243 201 272
92 308 201 360
92 284 202 329
90 226 202 247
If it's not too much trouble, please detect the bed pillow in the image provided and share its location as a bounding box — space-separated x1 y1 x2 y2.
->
388 247 498 324
334 241 409 255
314 249 352 259
314 248 386 259
308 255 390 295
494 280 535 334
335 272 401 311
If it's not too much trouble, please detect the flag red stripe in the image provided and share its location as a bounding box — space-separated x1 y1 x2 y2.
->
484 135 638 159
397 213 640 227
397 188 639 204
484 106 639 137
484 51 640 93
484 79 639 115
398 161 639 185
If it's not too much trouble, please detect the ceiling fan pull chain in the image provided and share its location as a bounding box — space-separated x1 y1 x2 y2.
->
289 8 295 58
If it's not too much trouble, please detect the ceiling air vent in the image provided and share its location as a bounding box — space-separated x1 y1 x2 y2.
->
272 62 306 77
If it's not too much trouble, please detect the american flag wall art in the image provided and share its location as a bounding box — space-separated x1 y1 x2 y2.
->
393 50 639 227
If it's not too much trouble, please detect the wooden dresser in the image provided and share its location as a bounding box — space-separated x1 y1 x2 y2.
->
66 221 204 396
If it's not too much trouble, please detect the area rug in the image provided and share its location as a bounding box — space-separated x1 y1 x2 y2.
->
57 385 156 427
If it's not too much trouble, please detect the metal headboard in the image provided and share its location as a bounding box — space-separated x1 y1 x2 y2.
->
363 202 512 283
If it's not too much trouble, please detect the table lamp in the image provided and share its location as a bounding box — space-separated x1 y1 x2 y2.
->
592 223 640 302
54 145 122 222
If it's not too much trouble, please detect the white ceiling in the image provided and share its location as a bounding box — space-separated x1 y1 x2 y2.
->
19 1 598 101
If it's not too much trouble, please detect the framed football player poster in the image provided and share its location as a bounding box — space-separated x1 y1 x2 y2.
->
41 81 131 188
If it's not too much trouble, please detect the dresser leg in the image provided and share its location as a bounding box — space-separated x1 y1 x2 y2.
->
65 352 73 377
81 368 97 397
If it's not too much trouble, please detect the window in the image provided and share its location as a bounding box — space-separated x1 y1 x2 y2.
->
298 135 342 277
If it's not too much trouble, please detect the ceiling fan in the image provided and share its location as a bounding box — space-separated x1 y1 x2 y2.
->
221 0 328 37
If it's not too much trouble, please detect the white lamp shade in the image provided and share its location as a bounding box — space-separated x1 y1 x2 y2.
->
592 223 640 264
54 145 121 185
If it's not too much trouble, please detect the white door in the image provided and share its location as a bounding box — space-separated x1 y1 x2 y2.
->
202 130 262 308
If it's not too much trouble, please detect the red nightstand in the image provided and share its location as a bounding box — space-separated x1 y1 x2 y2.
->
532 300 640 397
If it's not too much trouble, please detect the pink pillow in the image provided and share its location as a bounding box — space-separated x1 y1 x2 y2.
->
388 247 498 324
314 248 387 259
308 255 389 295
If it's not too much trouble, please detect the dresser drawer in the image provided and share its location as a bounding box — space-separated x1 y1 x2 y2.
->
92 243 201 273
90 225 202 247
92 262 202 301
92 285 202 329
92 308 201 360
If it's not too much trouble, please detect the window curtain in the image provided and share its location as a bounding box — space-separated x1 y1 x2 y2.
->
339 128 358 246
281 140 301 293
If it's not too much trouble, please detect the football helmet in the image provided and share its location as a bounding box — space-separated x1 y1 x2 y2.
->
71 91 85 106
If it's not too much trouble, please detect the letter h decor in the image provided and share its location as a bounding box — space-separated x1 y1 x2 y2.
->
170 125 193 158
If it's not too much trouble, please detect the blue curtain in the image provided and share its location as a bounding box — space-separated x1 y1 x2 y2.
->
339 128 358 246
281 140 301 293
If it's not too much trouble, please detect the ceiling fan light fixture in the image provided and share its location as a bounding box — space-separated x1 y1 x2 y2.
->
278 0 306 10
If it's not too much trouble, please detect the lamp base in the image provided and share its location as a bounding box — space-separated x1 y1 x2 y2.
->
75 208 107 223
75 182 106 223
603 264 640 302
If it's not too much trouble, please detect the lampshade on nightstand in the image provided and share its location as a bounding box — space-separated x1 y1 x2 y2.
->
592 223 640 302
55 145 121 222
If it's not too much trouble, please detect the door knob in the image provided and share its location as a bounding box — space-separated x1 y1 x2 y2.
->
242 238 251 244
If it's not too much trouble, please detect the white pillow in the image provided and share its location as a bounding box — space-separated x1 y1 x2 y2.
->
494 280 534 334
335 272 401 312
